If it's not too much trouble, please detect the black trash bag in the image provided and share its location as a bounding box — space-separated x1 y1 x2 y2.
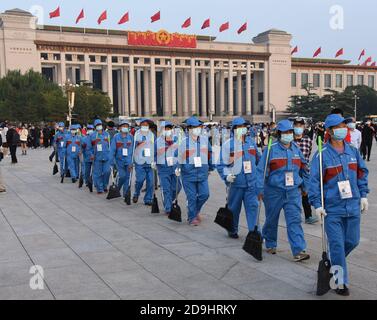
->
243 226 263 261
151 194 160 214
316 251 332 296
107 183 121 200
125 189 131 205
78 174 84 188
52 163 59 175
214 204 234 232
87 175 93 193
168 200 182 222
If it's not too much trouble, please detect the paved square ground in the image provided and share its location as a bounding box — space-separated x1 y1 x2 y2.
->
0 147 376 300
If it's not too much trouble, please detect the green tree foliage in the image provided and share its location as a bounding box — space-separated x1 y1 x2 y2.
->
288 84 377 122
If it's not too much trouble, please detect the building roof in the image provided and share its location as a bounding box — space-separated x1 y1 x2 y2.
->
293 57 351 65
3 8 33 16
292 57 377 72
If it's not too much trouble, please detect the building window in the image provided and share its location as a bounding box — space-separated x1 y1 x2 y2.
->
347 75 354 87
313 74 320 88
89 55 96 63
65 54 72 62
40 53 48 60
357 75 364 85
291 73 297 87
123 57 129 64
368 75 375 88
100 56 107 63
301 73 309 87
53 54 61 61
77 55 84 62
336 74 343 88
112 56 118 63
324 74 332 88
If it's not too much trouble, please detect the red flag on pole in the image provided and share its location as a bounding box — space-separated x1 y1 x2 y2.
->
371 62 376 67
76 9 84 24
313 47 322 58
151 11 161 23
237 22 247 34
219 22 229 33
201 18 210 29
49 7 60 19
335 48 344 58
97 10 107 25
358 49 366 61
182 17 191 29
364 56 372 65
118 12 129 25
291 46 298 55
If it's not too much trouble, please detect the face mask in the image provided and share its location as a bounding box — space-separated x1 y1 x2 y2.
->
70 130 76 135
163 130 172 137
87 130 93 135
332 128 348 141
96 125 103 131
280 133 294 145
121 127 129 134
141 126 149 133
347 123 356 130
236 127 247 137
192 128 202 136
59 127 64 131
366 121 371 126
294 127 304 136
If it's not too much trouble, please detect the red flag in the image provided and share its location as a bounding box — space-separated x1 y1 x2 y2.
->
151 11 160 23
49 7 60 19
97 10 107 25
291 46 298 55
182 17 191 29
201 18 210 29
364 56 372 65
219 22 229 33
335 48 344 58
237 22 247 34
371 62 376 67
118 12 129 25
358 49 366 61
313 47 321 58
75 9 84 24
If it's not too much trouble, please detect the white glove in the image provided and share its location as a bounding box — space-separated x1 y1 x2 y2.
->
361 198 369 213
175 168 181 177
226 174 236 183
151 162 157 170
315 207 327 219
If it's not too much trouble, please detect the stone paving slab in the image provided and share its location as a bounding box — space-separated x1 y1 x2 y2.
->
0 147 377 300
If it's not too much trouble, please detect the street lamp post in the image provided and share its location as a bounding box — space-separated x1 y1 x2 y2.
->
352 90 360 121
59 80 77 126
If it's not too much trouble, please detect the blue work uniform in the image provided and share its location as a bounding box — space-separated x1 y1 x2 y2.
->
156 135 182 214
81 134 93 184
178 134 214 223
88 131 111 193
218 136 261 235
64 133 82 180
309 142 369 285
110 132 134 197
133 131 156 204
54 130 67 176
256 141 309 256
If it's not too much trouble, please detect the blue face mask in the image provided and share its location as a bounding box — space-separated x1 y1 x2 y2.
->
294 127 304 136
332 128 348 141
280 133 294 144
347 123 356 130
121 127 129 134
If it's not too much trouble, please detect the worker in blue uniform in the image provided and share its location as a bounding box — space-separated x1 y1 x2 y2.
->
81 124 94 186
88 119 111 194
110 120 134 201
156 121 182 215
64 124 82 183
256 119 310 262
177 116 215 226
54 122 67 183
309 114 369 296
218 117 261 238
133 119 156 205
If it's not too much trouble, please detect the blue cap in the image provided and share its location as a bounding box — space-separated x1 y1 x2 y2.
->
140 118 153 125
119 119 130 126
277 120 294 132
58 122 65 128
160 120 173 127
87 125 94 130
231 117 247 128
76 124 81 129
94 119 102 127
325 114 345 129
185 116 202 127
70 125 76 130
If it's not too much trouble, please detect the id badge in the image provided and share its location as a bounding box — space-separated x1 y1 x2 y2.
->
243 161 252 174
71 146 76 153
194 156 202 168
338 180 353 199
122 148 128 157
167 157 174 167
144 148 151 157
60 141 64 148
285 172 294 187
97 144 103 152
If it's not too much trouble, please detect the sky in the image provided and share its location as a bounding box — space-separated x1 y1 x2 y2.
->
1 0 376 64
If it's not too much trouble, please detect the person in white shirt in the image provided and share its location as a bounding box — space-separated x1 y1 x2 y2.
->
346 117 362 150
19 124 29 155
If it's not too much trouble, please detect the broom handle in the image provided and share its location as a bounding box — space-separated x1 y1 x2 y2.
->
128 131 138 189
318 137 327 253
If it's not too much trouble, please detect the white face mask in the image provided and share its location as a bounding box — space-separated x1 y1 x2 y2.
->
96 125 103 131
87 130 93 135
70 130 76 135
141 126 149 133
192 128 202 136
163 130 172 137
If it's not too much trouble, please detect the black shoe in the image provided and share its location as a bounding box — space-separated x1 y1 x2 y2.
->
60 176 64 183
132 196 138 204
228 232 239 239
145 202 152 206
49 155 53 162
335 285 350 296
72 179 77 183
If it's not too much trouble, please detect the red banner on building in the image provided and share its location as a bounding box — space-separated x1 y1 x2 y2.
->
127 30 197 49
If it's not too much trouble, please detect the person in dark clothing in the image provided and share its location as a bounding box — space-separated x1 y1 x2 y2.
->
361 121 375 161
6 124 20 164
33 127 41 149
42 126 50 148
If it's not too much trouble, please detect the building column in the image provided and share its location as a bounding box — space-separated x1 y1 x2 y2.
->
190 59 197 115
263 62 269 115
107 56 113 106
129 55 136 115
209 59 215 117
122 68 129 116
183 69 189 116
84 54 90 82
150 57 157 115
246 61 252 116
60 54 66 85
137 69 142 116
176 71 183 116
219 70 225 116
253 71 259 115
163 68 170 116
237 70 242 115
171 58 177 116
228 61 234 116
143 69 150 116
201 70 207 117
